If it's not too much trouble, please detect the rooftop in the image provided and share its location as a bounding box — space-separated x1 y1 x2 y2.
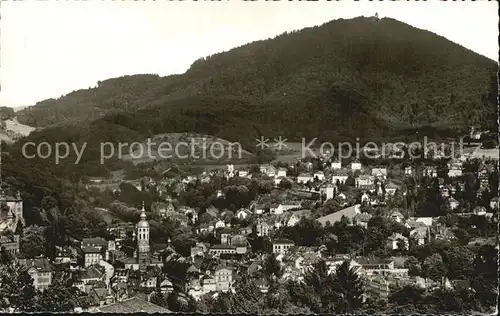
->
317 205 360 226
95 296 171 313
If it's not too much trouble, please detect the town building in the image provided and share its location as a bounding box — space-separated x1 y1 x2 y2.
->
272 239 295 255
19 257 54 291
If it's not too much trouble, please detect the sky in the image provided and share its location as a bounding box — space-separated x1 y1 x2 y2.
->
0 0 498 108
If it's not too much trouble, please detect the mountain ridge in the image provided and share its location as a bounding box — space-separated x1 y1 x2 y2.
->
8 16 497 180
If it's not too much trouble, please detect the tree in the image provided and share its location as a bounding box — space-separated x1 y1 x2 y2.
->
20 225 48 258
331 261 364 312
0 262 39 312
404 255 422 277
471 245 498 310
264 253 282 279
442 246 473 280
36 278 78 312
302 260 338 312
422 253 447 282
389 285 425 308
0 246 13 264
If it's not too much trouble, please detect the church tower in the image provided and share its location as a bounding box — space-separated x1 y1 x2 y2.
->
137 202 150 265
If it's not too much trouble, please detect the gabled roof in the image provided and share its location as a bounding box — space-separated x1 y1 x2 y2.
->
82 266 105 280
19 258 53 273
273 238 295 245
82 246 102 254
82 237 107 246
298 173 313 178
385 182 399 189
317 205 360 226
388 233 408 241
96 296 172 313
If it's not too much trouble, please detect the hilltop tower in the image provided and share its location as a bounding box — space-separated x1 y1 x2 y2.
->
137 202 150 265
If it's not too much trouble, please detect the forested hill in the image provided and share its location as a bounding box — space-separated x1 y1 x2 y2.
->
16 16 498 143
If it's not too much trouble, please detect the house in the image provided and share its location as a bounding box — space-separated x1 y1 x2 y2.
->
350 159 362 171
0 234 20 256
190 243 207 257
215 220 226 229
160 278 174 294
274 176 287 186
255 278 270 293
253 204 266 215
385 182 398 195
276 168 287 178
18 257 54 291
356 175 375 188
353 212 372 228
80 265 106 285
449 197 459 210
331 160 342 169
448 163 463 178
239 225 253 236
410 217 433 227
297 173 314 184
215 261 233 292
112 269 130 284
365 275 390 300
404 219 427 230
82 237 108 250
490 197 499 210
281 201 302 211
256 220 270 237
285 209 311 227
477 164 491 178
440 186 450 198
387 233 409 250
361 192 370 204
325 185 336 200
314 171 325 181
473 206 487 216
209 245 237 256
410 227 428 246
390 211 404 223
331 169 349 185
404 166 414 176
371 168 388 179
220 232 231 245
197 223 210 234
260 164 276 177
356 257 395 272
206 206 219 218
423 166 438 178
201 274 216 293
272 239 295 255
236 208 252 220
317 205 361 226
151 201 175 218
82 247 103 267
286 214 301 227
270 203 283 215
216 190 225 199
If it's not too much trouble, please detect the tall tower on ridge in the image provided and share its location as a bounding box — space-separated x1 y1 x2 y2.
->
137 202 150 265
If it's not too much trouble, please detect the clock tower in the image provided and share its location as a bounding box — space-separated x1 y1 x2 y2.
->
137 202 150 265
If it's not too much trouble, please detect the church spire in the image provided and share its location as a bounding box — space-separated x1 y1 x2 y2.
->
140 201 147 220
